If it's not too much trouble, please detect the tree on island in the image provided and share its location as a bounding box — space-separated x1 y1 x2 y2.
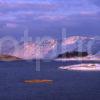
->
57 51 88 58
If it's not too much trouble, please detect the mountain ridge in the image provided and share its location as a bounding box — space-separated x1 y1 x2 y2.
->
0 36 99 59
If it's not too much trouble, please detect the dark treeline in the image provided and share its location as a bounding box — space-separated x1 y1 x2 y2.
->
57 51 88 58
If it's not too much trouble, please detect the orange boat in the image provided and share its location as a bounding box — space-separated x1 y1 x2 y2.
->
23 79 53 84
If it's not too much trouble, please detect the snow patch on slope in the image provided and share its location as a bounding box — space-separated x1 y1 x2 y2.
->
13 39 57 59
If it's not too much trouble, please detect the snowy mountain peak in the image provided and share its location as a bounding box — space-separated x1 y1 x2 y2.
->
61 36 100 54
62 36 95 46
13 39 57 59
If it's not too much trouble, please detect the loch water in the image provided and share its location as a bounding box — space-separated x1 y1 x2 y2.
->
0 60 100 100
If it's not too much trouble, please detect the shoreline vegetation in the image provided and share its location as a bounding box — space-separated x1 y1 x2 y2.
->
57 51 88 58
0 51 99 61
56 51 100 61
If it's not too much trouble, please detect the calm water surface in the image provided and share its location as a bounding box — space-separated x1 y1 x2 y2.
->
0 60 100 100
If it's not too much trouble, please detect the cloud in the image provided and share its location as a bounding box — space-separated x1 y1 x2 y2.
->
34 15 66 21
0 0 99 22
0 2 60 11
0 0 100 37
90 0 100 7
6 22 18 28
0 14 16 21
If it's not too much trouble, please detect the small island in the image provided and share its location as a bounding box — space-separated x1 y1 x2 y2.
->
0 55 22 61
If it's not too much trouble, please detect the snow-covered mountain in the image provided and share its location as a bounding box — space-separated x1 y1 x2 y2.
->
13 39 57 59
0 36 99 59
18 36 100 59
61 36 100 55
